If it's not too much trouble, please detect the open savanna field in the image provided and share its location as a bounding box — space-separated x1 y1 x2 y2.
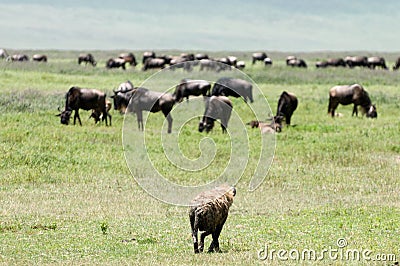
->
1 50 400 265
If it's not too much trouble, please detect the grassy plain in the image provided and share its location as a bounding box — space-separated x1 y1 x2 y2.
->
0 50 400 265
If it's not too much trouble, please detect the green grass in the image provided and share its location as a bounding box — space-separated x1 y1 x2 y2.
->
1 50 400 265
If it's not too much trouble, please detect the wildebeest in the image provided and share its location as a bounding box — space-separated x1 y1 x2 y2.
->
227 56 237 67
367 57 387 70
32 54 47 62
173 79 211 102
316 58 346 68
287 58 307 68
142 51 156 64
328 84 377 118
252 52 267 64
264 57 273 66
211 77 253 103
199 96 232 133
106 57 127 70
142 57 168 71
0 48 9 59
286 55 297 65
78 53 96 66
247 116 284 133
119 53 137 66
345 56 368 68
195 53 209 60
189 184 236 253
393 57 400 70
236 61 245 70
112 87 175 133
57 87 110 126
276 91 298 125
199 59 218 71
89 99 112 125
7 54 29 62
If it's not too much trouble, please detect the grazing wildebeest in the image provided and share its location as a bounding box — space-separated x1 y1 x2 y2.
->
195 53 209 60
328 84 377 118
227 56 237 67
345 56 368 68
78 53 96 66
106 57 127 70
142 51 156 64
112 87 175 133
276 91 298 125
367 57 387 70
189 184 236 253
211 77 253 103
287 58 307 68
286 55 297 65
0 48 9 59
57 87 110 126
89 99 112 125
316 58 346 68
142 57 168 70
169 56 193 71
173 79 211 102
119 53 137 66
32 54 47 62
264 57 273 66
7 54 29 62
252 52 267 64
393 57 400 70
199 59 218 71
247 116 284 133
236 60 245 70
199 96 232 133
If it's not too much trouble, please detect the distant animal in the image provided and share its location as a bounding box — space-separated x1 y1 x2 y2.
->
393 57 400 70
367 57 387 70
119 53 137 66
89 99 112 125
199 59 218 71
247 116 284 133
7 54 29 62
142 51 156 64
0 48 9 58
169 56 193 71
287 58 307 68
32 54 47 62
106 57 127 70
195 53 209 60
57 87 110 126
78 53 96 66
328 84 377 118
236 60 245 70
286 56 297 65
142 58 168 70
252 52 267 64
227 56 237 67
211 77 253 103
111 87 175 133
316 58 346 68
199 96 232 133
344 56 368 68
173 79 211 102
276 91 298 125
189 184 236 253
264 57 273 66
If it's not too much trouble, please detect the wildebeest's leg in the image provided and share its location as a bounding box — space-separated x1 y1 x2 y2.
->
200 231 211 253
74 110 82 126
328 98 339 117
162 108 173 134
286 113 292 125
190 213 199 253
136 111 143 131
352 104 358 116
209 224 224 253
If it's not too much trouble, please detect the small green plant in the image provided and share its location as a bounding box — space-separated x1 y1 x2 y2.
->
100 221 109 235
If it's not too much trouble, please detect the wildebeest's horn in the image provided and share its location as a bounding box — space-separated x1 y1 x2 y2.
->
58 106 62 112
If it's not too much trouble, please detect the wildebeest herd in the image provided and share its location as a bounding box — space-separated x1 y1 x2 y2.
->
2 47 382 253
